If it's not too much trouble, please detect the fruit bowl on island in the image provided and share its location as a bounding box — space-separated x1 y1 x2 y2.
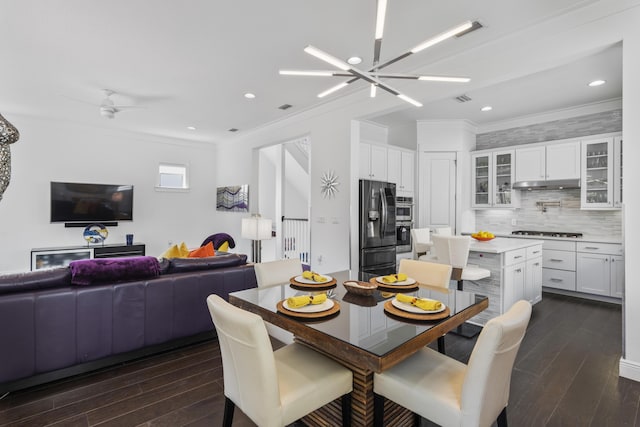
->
471 231 495 241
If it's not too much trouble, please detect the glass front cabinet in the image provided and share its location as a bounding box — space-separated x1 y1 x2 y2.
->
581 137 618 209
472 150 518 208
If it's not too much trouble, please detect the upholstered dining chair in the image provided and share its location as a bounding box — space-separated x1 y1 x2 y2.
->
253 259 303 344
433 226 453 236
398 259 453 354
373 300 532 427
207 295 353 427
410 227 431 260
254 258 302 288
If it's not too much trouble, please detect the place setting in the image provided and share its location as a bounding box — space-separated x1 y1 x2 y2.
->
289 270 337 290
276 292 340 321
370 273 419 292
383 293 450 322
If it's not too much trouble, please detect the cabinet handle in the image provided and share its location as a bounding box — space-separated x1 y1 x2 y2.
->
515 268 522 273
532 250 540 254
550 259 563 262
550 278 563 282
514 255 523 259
611 258 615 263
584 246 599 250
534 262 540 266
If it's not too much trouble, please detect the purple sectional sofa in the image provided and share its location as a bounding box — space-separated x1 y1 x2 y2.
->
0 254 256 392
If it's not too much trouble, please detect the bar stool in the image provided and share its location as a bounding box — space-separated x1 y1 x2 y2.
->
431 235 490 337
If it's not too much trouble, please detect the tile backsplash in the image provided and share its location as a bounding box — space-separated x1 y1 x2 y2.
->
475 189 622 239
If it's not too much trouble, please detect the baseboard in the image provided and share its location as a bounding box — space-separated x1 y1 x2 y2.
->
619 358 640 382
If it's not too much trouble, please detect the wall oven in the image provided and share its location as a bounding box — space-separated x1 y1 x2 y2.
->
396 196 413 253
396 196 413 222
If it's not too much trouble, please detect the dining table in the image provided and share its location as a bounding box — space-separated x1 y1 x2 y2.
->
228 270 488 427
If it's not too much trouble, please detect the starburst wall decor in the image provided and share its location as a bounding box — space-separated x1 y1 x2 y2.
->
320 170 339 199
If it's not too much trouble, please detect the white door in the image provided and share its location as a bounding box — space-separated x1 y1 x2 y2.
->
419 152 456 232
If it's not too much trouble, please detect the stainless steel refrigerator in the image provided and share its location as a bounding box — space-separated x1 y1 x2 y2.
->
359 179 397 278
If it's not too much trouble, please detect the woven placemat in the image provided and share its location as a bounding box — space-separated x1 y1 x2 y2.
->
383 300 450 321
370 277 419 292
277 300 341 319
290 276 337 290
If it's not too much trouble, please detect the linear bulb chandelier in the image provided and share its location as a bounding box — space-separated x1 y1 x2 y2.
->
280 1 475 107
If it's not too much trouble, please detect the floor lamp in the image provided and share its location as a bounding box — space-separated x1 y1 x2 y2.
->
241 214 272 263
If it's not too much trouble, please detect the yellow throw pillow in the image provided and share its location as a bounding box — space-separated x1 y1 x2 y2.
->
160 244 181 259
178 241 190 258
218 241 229 252
160 241 191 259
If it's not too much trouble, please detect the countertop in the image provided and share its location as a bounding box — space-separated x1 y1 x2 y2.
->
469 237 544 253
463 232 622 245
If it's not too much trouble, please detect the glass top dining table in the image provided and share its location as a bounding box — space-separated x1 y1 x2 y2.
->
228 270 488 427
229 270 488 372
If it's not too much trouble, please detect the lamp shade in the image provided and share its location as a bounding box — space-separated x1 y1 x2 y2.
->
241 217 272 240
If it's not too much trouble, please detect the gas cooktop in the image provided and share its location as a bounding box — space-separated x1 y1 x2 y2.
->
511 230 583 238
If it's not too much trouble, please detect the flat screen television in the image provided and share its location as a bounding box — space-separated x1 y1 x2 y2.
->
50 182 134 223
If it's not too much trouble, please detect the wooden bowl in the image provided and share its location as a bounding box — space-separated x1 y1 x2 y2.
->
343 280 377 296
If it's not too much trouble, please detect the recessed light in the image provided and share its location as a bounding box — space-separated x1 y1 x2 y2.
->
244 93 256 99
481 106 493 112
588 79 606 87
347 56 362 65
186 126 196 130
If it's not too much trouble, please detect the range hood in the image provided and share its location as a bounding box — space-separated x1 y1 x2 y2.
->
512 179 580 190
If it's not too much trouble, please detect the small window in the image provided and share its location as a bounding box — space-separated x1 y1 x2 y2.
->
157 163 189 191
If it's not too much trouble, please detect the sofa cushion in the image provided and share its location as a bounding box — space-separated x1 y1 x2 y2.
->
70 256 161 286
201 233 236 250
188 241 215 258
0 267 72 295
159 242 190 259
167 253 247 274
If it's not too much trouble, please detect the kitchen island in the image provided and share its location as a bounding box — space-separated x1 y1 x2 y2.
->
463 237 544 325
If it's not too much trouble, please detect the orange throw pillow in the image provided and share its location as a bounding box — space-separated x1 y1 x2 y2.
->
188 241 215 258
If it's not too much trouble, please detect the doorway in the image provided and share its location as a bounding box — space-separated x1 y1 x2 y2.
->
257 136 310 263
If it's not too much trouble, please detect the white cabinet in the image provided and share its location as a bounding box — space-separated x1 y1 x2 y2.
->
503 262 525 313
360 143 387 181
471 150 518 208
542 240 576 291
525 253 543 305
387 148 415 195
515 141 580 182
576 242 624 297
614 136 623 208
611 255 624 298
581 137 615 209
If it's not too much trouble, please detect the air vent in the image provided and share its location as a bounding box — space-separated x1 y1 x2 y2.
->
278 104 293 110
455 94 472 103
228 128 239 132
456 21 483 38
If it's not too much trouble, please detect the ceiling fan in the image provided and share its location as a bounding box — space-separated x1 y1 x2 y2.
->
280 0 477 107
98 89 139 119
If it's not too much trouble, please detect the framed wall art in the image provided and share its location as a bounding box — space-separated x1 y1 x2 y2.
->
216 184 249 212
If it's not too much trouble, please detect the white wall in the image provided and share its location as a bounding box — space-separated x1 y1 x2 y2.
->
0 115 218 273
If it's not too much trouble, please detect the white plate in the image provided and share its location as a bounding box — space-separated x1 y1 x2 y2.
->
391 298 446 314
294 274 333 284
283 299 335 313
375 276 417 286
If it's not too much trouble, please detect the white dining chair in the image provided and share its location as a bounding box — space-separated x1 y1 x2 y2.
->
253 259 302 344
398 259 453 354
410 227 431 260
433 226 453 236
207 294 353 427
373 300 532 427
431 235 491 289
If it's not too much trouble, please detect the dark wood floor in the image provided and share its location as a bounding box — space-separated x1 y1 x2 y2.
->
0 292 636 427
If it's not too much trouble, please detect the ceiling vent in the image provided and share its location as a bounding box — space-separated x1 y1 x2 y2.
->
278 104 293 110
456 21 483 38
228 128 239 132
455 94 472 103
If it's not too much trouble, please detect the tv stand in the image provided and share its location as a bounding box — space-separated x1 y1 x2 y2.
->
31 243 146 270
